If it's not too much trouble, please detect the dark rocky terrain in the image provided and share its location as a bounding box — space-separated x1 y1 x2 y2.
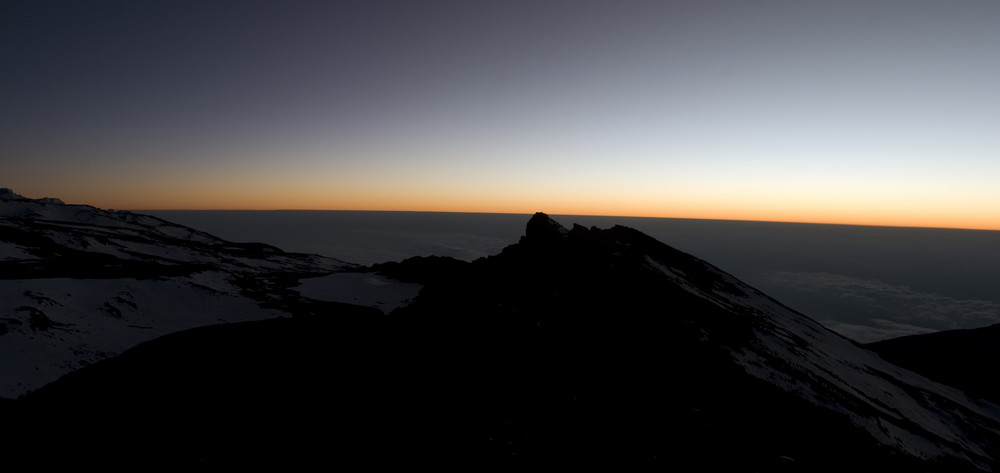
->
868 324 1000 406
3 211 1000 471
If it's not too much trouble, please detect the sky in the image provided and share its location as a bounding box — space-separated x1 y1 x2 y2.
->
3 0 1000 230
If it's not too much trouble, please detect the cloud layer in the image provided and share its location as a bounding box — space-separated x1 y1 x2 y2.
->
767 271 1000 343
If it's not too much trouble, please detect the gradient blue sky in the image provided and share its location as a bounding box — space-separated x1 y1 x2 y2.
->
3 1 999 229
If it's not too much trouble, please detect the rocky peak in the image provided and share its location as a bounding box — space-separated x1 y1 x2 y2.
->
522 212 569 244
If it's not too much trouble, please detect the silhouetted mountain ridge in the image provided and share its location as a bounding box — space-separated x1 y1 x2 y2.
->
4 211 1000 470
868 323 1000 406
0 197 996 470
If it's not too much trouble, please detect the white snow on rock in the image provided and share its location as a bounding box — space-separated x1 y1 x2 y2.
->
642 252 1000 467
0 189 360 398
0 277 285 398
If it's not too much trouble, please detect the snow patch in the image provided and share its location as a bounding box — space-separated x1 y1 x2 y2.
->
0 277 286 398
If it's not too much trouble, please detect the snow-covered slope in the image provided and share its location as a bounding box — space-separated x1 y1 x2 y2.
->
0 189 357 397
638 226 1000 466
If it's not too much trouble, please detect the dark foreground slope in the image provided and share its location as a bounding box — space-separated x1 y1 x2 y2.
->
4 214 999 471
868 324 1000 406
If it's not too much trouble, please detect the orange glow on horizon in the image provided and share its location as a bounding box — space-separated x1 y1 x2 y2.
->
123 201 1000 232
16 183 999 232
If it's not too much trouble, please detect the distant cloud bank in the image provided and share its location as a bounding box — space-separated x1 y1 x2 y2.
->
767 271 1000 343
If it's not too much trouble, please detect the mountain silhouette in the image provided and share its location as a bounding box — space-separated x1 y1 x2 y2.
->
868 323 1000 406
2 208 999 471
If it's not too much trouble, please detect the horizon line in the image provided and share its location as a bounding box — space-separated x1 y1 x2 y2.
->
129 208 1000 233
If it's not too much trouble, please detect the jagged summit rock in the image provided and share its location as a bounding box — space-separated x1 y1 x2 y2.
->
521 211 569 244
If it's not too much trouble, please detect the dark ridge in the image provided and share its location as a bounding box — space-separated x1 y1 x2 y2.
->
0 213 990 471
867 323 1000 405
368 255 471 284
0 188 28 201
6 304 382 468
4 296 920 471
